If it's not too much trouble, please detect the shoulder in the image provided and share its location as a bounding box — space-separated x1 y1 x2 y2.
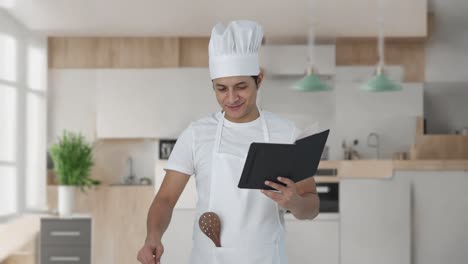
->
184 112 221 141
190 111 221 129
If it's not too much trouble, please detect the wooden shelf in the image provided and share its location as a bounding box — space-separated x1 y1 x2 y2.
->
411 117 468 159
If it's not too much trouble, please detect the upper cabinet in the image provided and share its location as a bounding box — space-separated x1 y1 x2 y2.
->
96 68 218 138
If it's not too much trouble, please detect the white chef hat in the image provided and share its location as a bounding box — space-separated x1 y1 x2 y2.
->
208 20 263 80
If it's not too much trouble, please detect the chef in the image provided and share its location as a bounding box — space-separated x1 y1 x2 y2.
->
137 20 320 264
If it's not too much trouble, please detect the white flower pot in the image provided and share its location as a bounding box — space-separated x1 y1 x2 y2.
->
58 185 75 217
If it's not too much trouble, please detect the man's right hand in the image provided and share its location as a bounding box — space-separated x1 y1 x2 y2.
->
137 238 164 264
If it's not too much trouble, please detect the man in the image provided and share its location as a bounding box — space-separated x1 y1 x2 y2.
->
137 20 320 264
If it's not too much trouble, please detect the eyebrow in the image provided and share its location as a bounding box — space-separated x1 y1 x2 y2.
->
215 81 248 88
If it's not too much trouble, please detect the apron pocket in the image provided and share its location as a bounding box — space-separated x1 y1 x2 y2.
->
212 244 280 264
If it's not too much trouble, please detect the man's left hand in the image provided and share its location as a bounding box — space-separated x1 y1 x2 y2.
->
261 177 302 211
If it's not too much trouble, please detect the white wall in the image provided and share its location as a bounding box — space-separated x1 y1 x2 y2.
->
261 67 423 160
423 82 468 134
426 0 468 82
423 1 468 134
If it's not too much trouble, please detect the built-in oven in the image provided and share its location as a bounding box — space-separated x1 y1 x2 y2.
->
316 182 339 213
315 168 339 213
285 168 339 215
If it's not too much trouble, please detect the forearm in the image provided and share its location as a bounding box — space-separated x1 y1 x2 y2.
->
146 198 174 243
289 193 320 220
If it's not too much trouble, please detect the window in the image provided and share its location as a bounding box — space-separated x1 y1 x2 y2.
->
0 19 47 220
0 33 18 218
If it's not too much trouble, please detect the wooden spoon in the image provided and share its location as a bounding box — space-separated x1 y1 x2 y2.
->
199 212 221 247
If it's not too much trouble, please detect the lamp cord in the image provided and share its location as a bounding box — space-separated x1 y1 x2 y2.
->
377 0 385 69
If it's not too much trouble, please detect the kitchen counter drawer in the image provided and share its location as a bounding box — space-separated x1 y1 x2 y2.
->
41 218 91 246
41 246 90 264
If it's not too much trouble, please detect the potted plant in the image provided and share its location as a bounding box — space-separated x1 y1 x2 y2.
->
49 131 100 216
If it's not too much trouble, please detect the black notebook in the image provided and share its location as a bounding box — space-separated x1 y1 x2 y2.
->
238 129 330 190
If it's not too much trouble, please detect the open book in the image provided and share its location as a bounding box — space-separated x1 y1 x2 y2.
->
238 129 330 190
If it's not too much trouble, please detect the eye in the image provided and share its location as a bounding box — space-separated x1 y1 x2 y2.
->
217 87 227 92
237 85 247 90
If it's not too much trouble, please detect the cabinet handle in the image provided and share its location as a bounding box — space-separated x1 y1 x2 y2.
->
317 186 330 193
50 231 81 237
50 256 80 262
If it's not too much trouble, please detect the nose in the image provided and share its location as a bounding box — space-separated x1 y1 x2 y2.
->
227 89 239 104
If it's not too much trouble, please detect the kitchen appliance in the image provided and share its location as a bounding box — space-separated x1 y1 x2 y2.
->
316 182 339 213
285 181 339 214
393 152 408 160
342 139 360 160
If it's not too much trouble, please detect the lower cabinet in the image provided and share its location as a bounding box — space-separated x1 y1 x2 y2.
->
40 217 92 264
285 214 340 264
340 178 411 264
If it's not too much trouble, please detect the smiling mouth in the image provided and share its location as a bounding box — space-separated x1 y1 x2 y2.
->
226 103 244 110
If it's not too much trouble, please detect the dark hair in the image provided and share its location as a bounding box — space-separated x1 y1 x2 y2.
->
251 75 259 87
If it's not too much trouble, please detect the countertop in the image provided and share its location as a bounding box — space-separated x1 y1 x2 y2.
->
317 160 468 180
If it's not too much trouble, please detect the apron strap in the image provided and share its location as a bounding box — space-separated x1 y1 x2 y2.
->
214 108 270 155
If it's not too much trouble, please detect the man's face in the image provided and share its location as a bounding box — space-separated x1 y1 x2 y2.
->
212 75 262 122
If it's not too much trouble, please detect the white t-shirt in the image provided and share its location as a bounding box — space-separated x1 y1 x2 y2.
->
164 111 300 215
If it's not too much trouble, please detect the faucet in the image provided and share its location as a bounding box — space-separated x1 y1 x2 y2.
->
124 156 136 184
367 132 380 159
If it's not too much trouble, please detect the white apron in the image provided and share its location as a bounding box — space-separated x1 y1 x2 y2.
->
189 110 288 264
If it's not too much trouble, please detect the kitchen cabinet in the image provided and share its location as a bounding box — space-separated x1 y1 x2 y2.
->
47 186 154 264
40 216 92 264
48 70 98 142
285 214 340 264
96 68 218 138
340 177 410 264
395 170 468 264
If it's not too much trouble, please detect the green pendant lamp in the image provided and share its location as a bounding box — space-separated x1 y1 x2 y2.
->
361 66 402 92
293 67 332 92
293 0 332 92
360 0 402 92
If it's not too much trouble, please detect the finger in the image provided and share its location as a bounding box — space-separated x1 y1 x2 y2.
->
264 180 287 192
144 248 156 264
155 245 164 263
277 176 295 187
143 251 154 264
136 249 149 264
261 189 283 201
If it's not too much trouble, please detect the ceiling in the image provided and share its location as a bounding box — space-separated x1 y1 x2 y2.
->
2 0 427 38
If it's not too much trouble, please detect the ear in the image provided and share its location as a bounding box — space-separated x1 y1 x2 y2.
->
257 68 265 89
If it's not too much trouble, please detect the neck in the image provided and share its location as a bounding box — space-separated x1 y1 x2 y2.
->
224 107 260 123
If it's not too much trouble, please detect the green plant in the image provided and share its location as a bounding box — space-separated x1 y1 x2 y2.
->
49 130 100 191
